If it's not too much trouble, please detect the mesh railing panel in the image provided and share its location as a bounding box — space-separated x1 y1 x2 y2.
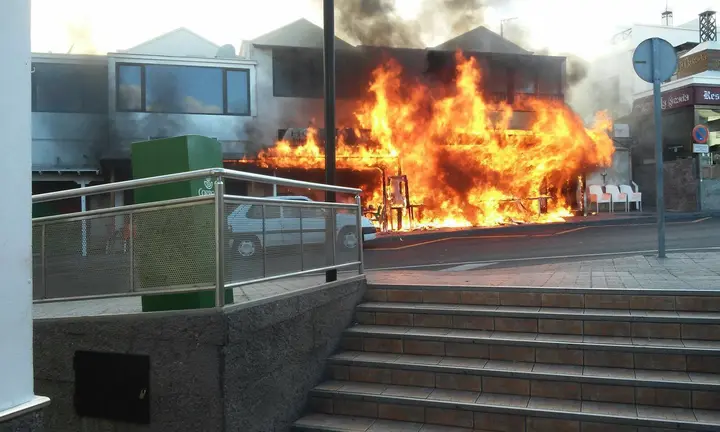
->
224 199 362 285
33 201 214 300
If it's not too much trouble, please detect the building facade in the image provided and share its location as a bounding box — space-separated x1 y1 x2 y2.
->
31 19 566 213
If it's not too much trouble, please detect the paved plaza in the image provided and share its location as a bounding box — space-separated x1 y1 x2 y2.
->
34 252 720 320
369 252 720 289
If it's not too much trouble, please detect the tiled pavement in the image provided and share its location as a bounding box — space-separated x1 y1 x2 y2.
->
33 252 720 320
368 252 720 289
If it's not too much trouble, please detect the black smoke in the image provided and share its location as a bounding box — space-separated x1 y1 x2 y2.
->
334 0 510 48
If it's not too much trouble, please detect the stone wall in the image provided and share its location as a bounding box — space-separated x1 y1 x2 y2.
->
701 179 720 210
35 310 226 432
223 278 366 431
664 158 698 212
33 276 365 432
0 411 44 432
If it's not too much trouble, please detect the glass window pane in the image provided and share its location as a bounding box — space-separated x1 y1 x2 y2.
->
226 69 250 115
33 63 106 113
145 65 223 114
117 64 142 111
514 70 536 94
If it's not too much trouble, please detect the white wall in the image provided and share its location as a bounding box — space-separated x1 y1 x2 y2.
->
124 29 220 58
0 0 34 413
582 23 701 120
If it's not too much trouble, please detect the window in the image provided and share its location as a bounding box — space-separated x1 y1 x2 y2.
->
146 65 223 114
301 208 325 218
272 48 324 98
537 66 562 95
486 65 509 94
246 205 280 219
117 65 142 111
283 207 301 218
116 63 251 116
32 63 108 113
226 70 250 115
514 69 536 94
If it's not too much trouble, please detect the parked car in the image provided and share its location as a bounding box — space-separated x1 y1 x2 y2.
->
227 195 377 258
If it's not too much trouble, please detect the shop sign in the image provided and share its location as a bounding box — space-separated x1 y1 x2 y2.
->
633 86 694 114
696 87 720 103
677 50 720 78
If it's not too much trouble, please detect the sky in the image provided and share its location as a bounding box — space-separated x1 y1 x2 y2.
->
31 0 720 61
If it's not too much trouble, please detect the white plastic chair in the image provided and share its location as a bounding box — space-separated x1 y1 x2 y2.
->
588 185 611 212
605 185 628 212
620 184 642 211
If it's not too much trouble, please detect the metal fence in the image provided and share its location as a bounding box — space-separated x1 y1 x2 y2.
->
32 168 364 306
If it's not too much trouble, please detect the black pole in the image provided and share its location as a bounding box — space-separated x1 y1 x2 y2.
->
323 0 337 282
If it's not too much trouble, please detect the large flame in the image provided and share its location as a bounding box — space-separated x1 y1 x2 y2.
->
251 52 614 230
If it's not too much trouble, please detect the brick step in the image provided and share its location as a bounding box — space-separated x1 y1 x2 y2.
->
304 381 720 431
365 285 720 312
294 413 469 431
342 325 720 373
327 351 720 409
355 302 720 339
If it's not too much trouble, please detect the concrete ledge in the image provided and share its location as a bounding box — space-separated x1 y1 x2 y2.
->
0 396 50 432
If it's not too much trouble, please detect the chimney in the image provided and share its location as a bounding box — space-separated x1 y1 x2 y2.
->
662 9 673 26
699 10 717 42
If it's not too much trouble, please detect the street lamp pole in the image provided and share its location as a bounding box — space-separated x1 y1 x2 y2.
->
323 0 338 282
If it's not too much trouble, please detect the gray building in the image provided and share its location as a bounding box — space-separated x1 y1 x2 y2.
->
31 19 533 213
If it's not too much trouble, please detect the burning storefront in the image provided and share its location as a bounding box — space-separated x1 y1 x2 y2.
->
229 49 615 232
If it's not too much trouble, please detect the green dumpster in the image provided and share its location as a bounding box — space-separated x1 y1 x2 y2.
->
131 135 233 312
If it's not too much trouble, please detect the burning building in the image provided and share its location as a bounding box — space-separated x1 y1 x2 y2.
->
232 41 615 231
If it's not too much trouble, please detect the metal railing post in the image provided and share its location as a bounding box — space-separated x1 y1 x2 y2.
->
128 213 135 292
40 224 47 299
299 211 305 271
261 204 267 278
331 208 337 266
214 175 226 308
355 195 365 274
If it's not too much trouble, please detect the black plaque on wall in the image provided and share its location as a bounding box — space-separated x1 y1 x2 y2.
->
74 350 151 424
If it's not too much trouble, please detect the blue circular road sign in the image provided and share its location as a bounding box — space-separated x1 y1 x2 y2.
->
633 37 678 83
693 124 710 144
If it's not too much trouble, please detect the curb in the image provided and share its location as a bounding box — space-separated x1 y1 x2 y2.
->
364 212 717 247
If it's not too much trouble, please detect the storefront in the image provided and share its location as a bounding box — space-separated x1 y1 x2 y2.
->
632 79 720 211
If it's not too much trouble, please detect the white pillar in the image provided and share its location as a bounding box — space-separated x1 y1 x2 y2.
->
0 0 34 413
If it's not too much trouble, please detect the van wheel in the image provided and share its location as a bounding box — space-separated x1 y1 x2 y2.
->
337 226 359 250
234 235 262 258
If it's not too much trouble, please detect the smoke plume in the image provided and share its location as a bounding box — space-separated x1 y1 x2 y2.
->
66 21 97 54
335 0 505 48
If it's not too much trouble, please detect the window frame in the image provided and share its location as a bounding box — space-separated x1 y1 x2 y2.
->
115 62 251 116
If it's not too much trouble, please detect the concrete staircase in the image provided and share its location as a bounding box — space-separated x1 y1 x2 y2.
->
293 283 720 431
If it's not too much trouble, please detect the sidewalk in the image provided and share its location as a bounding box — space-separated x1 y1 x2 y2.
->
368 252 720 289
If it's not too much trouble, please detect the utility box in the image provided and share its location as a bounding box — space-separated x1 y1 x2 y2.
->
131 135 232 312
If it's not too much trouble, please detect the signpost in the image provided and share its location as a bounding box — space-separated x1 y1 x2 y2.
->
633 37 678 258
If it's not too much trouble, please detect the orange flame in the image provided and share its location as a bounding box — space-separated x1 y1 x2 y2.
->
254 52 614 230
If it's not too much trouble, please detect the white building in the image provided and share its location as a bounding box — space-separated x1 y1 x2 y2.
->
579 11 708 120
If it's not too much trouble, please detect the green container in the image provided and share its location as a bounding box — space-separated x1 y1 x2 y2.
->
131 135 233 312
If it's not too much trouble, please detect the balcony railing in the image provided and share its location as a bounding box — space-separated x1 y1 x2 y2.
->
32 168 364 306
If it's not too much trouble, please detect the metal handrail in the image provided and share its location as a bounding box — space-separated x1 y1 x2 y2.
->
32 167 361 203
32 196 214 224
224 195 358 209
